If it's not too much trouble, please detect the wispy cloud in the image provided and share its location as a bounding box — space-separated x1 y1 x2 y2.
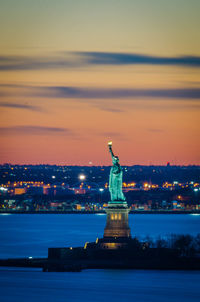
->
1 85 200 113
29 86 200 100
97 107 124 113
76 52 200 67
0 51 200 71
0 84 200 114
0 54 79 71
0 102 42 112
0 125 73 135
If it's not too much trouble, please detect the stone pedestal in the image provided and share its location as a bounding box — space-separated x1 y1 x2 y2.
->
104 201 131 238
99 201 131 249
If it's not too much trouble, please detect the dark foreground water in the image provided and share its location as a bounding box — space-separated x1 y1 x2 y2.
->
0 213 200 302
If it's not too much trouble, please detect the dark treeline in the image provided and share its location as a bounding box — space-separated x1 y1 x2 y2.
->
138 234 200 256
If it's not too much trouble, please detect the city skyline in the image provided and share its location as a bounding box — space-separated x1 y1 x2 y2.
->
0 0 200 165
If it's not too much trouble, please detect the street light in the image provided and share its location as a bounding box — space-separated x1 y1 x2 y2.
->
79 174 86 181
99 188 104 203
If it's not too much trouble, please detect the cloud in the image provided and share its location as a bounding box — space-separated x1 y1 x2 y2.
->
31 86 200 100
0 51 200 71
1 85 200 114
97 107 124 113
76 52 200 67
0 102 42 112
0 84 200 115
0 54 79 71
0 125 73 135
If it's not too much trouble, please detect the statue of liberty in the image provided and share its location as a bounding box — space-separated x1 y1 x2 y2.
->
108 142 126 201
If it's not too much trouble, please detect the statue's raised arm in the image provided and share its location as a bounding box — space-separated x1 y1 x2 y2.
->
108 141 115 158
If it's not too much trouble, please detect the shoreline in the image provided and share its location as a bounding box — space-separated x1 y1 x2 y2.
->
0 210 200 214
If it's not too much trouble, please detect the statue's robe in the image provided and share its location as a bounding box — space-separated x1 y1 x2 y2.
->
109 160 126 201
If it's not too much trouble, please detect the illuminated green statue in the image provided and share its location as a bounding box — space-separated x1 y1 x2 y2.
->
108 142 126 201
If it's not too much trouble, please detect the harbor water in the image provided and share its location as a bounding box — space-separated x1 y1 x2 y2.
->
0 213 200 302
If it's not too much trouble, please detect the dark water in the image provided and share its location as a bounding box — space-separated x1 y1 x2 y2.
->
0 213 200 258
0 213 200 302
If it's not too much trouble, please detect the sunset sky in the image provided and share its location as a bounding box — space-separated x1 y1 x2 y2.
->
0 0 200 165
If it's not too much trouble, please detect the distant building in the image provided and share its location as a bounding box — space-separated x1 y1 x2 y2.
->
74 188 86 194
50 202 63 210
172 200 178 209
14 187 27 195
74 204 82 211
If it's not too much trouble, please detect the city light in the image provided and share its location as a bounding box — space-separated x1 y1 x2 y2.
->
79 174 86 181
0 165 199 214
0 187 8 191
84 242 89 249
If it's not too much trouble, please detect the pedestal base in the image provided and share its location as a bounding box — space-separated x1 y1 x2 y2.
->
98 237 132 250
102 201 131 249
